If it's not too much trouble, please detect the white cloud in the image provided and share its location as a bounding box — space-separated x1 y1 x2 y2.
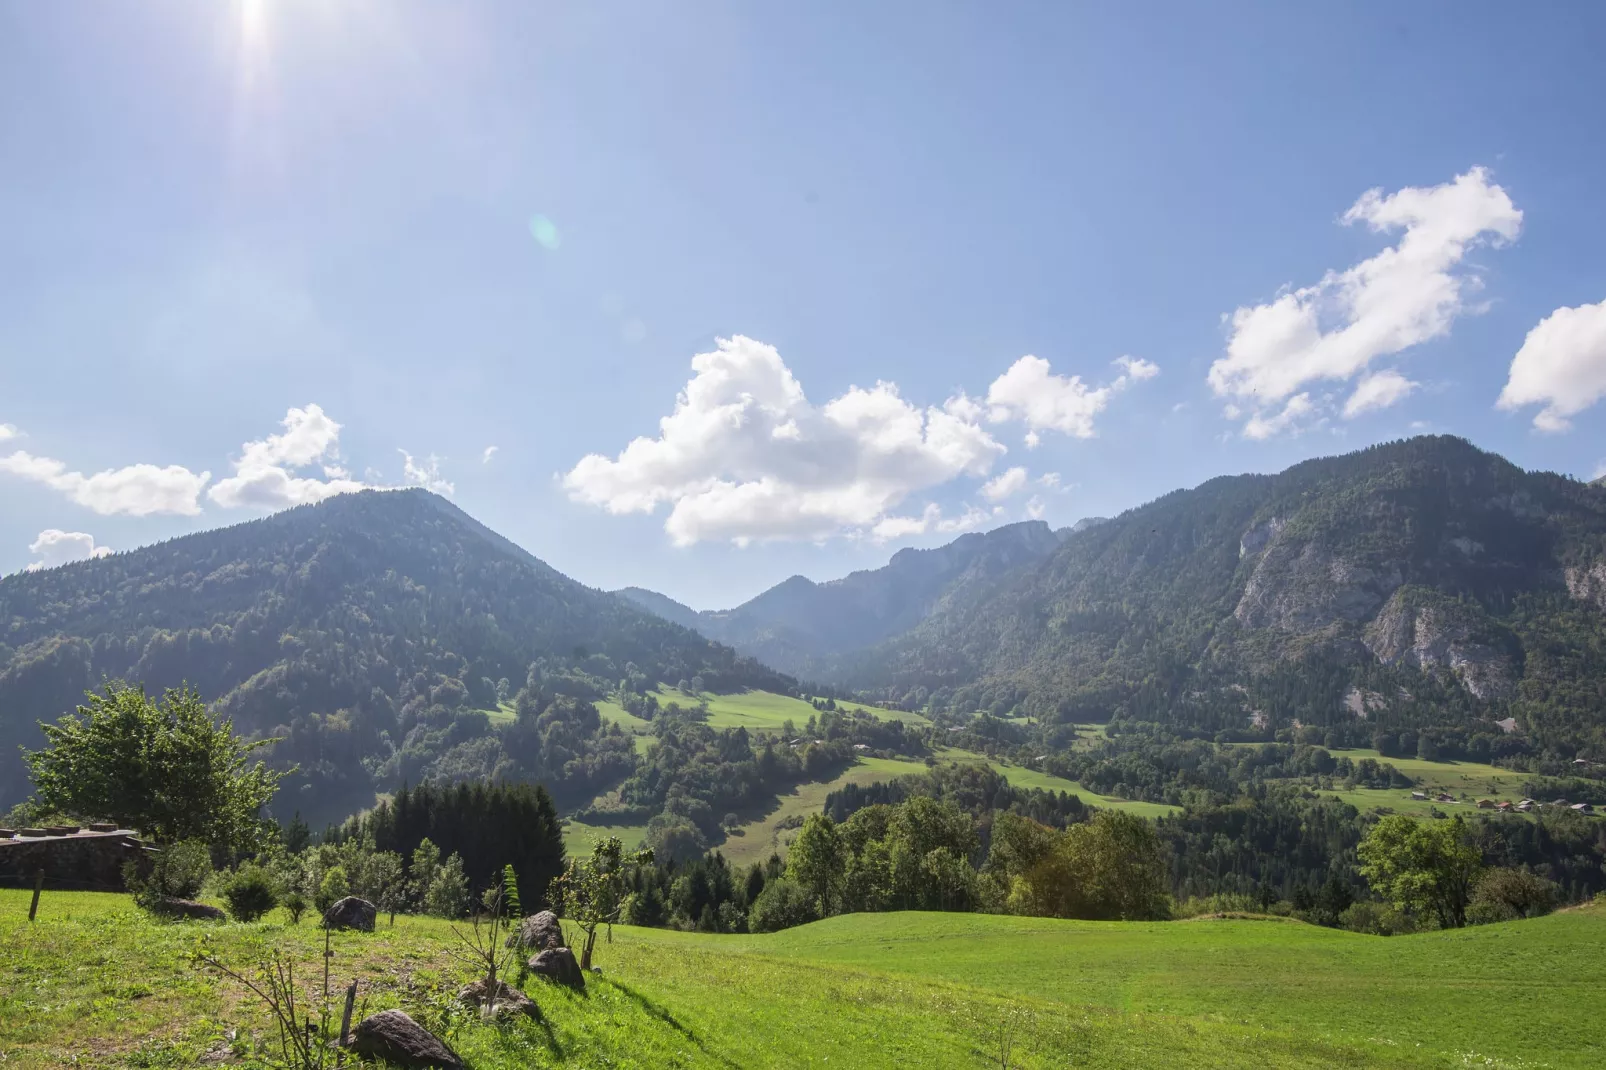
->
981 466 1030 501
0 423 16 442
24 529 111 572
482 445 499 464
562 335 1008 545
1038 472 1062 488
986 354 1157 444
208 404 367 509
1114 355 1160 381
400 451 455 495
0 450 210 516
1210 167 1521 437
1242 394 1318 440
1025 496 1046 520
1342 369 1419 418
1497 296 1606 432
869 502 994 541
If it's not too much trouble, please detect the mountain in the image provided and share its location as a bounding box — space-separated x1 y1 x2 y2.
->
834 436 1606 756
616 520 1066 678
0 489 790 823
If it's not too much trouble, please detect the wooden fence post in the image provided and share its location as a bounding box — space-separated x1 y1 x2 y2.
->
337 979 358 1063
28 869 45 921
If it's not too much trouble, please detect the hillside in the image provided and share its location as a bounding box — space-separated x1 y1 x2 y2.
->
835 436 1606 757
0 490 790 824
616 520 1065 678
5 890 1602 1068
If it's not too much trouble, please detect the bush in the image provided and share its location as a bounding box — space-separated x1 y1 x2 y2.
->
748 878 818 933
1339 900 1416 936
316 865 350 913
219 864 281 922
125 840 213 910
283 889 308 924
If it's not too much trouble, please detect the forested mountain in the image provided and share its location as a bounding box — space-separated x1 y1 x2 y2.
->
837 436 1606 760
616 520 1065 678
0 489 789 824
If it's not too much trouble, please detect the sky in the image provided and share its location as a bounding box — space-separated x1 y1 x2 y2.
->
3 2 1606 607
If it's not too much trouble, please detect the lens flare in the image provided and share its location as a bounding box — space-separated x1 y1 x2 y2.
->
528 214 561 251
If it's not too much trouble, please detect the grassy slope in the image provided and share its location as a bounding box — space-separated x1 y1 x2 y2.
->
718 756 931 868
4 891 1601 1069
937 748 1179 818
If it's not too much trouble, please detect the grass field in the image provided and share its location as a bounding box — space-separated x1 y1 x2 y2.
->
937 748 1179 819
561 819 649 856
4 890 1601 1068
718 755 931 867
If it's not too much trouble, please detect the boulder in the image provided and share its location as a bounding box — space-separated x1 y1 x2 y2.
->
343 1010 462 1069
154 898 226 921
456 977 540 1020
323 896 377 932
508 909 565 951
527 947 586 989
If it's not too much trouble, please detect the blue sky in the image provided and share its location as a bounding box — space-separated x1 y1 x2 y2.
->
4 2 1605 607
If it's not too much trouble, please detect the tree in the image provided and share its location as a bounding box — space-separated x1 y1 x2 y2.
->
786 814 847 914
425 852 470 918
1359 815 1481 929
1008 811 1169 921
1470 867 1556 922
747 877 819 932
24 683 287 853
554 836 652 968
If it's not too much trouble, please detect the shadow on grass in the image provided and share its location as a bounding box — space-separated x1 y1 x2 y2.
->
597 976 741 1070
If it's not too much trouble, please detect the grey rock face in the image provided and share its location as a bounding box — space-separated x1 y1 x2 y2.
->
344 1010 462 1069
322 896 377 932
527 946 586 989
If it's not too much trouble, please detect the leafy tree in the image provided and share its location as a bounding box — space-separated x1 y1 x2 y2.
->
24 683 287 853
1009 811 1169 921
1469 867 1556 923
425 852 469 918
315 866 349 913
1359 815 1482 929
748 877 819 932
554 836 653 968
786 814 847 913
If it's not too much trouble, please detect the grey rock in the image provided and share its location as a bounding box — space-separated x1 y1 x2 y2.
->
508 909 565 951
527 946 586 989
153 898 226 921
322 896 377 932
343 1010 462 1068
457 978 539 1020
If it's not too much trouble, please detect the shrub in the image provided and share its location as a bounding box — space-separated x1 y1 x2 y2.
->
126 840 213 911
220 864 281 922
1339 900 1416 936
316 865 349 913
282 889 308 924
748 878 818 933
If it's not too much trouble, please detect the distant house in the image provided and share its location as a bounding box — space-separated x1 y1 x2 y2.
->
1571 802 1595 814
1476 799 1497 809
1496 801 1514 812
1517 801 1534 812
852 743 869 751
1410 791 1428 801
1573 757 1592 767
1494 717 1519 735
1434 793 1456 803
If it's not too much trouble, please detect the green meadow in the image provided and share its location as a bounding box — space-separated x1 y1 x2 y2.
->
4 890 1601 1068
717 755 931 866
937 748 1179 818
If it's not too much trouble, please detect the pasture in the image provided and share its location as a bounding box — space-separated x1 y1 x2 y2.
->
3 890 1600 1068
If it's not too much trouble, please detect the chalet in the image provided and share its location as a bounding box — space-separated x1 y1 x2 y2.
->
1517 801 1534 813
1571 802 1596 814
1476 799 1497 809
852 743 870 751
1410 791 1428 801
1573 758 1591 767
1496 801 1514 812
1434 793 1456 803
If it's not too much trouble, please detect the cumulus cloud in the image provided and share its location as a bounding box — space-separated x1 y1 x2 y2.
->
981 466 1030 501
1210 167 1521 436
0 423 16 442
1243 394 1318 441
1497 296 1606 432
1342 369 1419 418
1025 496 1046 520
208 404 367 509
24 529 111 572
0 450 209 516
400 451 454 495
482 445 499 464
986 354 1159 446
562 335 1008 545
